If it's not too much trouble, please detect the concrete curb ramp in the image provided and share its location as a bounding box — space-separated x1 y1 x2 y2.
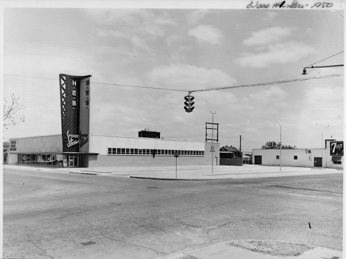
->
158 240 342 259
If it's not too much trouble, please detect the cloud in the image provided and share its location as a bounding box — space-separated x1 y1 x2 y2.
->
304 81 343 106
235 41 316 68
264 12 279 21
249 86 288 102
293 79 343 145
85 9 175 28
244 27 296 46
187 10 210 25
85 9 176 54
147 64 236 90
188 25 224 45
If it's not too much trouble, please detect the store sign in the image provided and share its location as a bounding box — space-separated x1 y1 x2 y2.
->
66 130 79 148
330 141 343 156
80 134 89 148
59 74 91 153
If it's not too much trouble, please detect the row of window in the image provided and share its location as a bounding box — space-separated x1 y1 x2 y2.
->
107 148 204 156
275 155 342 164
17 154 63 167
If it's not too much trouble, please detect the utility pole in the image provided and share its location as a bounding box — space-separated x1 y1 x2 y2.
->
240 135 242 152
321 132 324 168
210 111 216 174
280 125 282 172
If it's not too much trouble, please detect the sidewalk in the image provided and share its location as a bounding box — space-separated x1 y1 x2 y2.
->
4 164 341 180
156 240 342 259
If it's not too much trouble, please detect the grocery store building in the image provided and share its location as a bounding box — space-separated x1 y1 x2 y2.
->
7 133 219 168
6 74 220 168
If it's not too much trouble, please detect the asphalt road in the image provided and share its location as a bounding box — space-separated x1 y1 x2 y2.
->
3 167 343 259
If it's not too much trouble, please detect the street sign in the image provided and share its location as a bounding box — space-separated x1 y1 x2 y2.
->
210 146 215 152
330 141 343 156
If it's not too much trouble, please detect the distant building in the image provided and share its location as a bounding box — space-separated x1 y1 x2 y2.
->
220 145 242 166
3 141 9 164
138 130 160 139
252 139 343 169
242 153 252 164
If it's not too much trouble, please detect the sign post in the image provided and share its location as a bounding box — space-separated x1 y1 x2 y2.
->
174 153 179 179
210 111 216 174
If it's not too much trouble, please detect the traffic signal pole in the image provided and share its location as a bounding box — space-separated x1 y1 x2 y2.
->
210 111 216 174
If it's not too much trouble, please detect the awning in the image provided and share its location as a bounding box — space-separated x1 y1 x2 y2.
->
10 152 99 155
61 152 99 155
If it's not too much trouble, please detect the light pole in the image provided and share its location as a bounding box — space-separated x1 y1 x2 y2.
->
315 123 329 168
210 111 216 174
321 132 324 168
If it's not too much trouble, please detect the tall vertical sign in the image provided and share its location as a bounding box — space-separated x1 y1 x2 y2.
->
59 74 91 153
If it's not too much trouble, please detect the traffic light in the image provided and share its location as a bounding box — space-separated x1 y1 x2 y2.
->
184 94 195 113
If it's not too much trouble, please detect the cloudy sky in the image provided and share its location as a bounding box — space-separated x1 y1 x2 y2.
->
3 9 344 151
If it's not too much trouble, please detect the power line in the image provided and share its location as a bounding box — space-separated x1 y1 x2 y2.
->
189 74 343 93
4 73 57 81
4 73 186 93
92 81 186 92
4 72 343 94
307 51 344 67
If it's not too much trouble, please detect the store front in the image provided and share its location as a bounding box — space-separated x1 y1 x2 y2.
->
13 152 98 168
17 153 64 167
62 152 98 167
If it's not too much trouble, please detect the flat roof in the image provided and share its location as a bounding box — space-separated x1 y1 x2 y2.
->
9 134 207 144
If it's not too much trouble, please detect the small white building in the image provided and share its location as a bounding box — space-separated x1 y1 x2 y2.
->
252 139 343 169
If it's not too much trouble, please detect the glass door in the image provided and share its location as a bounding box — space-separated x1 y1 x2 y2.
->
68 155 79 167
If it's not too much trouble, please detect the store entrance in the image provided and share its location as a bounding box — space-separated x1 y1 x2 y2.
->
68 155 79 167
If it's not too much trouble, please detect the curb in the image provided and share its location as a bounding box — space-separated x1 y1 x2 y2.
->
129 176 231 181
69 172 98 175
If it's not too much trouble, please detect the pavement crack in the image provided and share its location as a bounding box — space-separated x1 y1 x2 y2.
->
267 185 342 195
82 218 166 256
171 217 212 245
27 239 55 259
205 218 255 236
99 231 166 256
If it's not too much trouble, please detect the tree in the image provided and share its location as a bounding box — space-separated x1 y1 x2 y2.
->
3 94 25 130
262 141 278 149
262 141 295 149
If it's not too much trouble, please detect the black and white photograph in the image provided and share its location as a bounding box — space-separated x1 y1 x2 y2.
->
2 2 344 259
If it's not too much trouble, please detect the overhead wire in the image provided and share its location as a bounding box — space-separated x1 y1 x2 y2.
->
188 73 343 93
4 72 344 94
92 81 186 92
4 73 186 92
307 51 344 67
